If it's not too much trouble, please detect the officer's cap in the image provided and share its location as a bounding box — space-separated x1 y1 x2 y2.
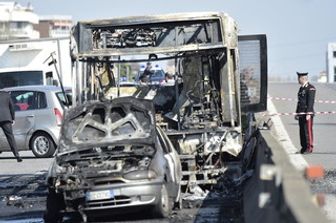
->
297 72 308 76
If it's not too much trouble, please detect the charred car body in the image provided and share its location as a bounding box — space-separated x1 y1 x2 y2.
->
45 97 182 221
45 11 267 221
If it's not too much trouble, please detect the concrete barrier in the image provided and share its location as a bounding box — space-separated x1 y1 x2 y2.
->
244 129 328 223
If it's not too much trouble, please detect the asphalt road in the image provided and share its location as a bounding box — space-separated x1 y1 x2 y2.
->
0 151 52 175
0 151 50 222
0 151 242 222
269 82 336 222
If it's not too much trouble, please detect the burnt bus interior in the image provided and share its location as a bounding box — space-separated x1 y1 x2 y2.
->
70 14 267 190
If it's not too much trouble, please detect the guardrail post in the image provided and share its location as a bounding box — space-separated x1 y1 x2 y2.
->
259 164 282 223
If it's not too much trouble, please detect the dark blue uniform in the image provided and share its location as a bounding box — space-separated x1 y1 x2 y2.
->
296 82 316 153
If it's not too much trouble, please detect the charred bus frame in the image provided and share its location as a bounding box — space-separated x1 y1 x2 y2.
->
70 12 267 189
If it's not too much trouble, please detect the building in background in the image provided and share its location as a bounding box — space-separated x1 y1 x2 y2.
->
0 2 39 40
0 2 73 89
317 71 327 83
327 42 336 83
34 15 72 38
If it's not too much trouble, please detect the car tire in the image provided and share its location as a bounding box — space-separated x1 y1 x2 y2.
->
30 132 56 158
44 187 64 223
152 184 172 218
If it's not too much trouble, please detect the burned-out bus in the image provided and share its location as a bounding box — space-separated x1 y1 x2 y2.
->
69 12 267 189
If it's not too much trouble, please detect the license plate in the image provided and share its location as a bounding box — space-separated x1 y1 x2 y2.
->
86 190 114 201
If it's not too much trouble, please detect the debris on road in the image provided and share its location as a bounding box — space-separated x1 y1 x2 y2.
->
0 173 48 219
4 195 24 208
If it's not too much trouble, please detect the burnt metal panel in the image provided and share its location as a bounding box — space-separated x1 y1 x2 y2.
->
75 44 226 57
59 97 157 150
72 23 93 54
73 19 224 55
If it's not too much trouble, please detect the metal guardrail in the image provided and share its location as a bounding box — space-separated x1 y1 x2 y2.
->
244 129 329 223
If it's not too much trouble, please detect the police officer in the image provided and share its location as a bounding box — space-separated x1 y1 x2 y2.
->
295 72 316 154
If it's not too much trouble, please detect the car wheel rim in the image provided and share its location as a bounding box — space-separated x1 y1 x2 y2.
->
33 136 49 156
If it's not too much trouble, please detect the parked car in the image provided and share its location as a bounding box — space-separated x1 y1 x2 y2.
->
0 85 72 158
44 97 182 221
135 64 166 85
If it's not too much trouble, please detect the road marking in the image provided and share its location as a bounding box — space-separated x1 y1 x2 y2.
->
267 97 308 170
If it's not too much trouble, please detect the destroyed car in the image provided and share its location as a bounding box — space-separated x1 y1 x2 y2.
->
44 97 182 221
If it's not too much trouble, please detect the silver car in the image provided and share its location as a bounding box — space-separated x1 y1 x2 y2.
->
0 85 72 158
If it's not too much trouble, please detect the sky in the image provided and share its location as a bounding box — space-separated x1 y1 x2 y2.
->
11 0 336 79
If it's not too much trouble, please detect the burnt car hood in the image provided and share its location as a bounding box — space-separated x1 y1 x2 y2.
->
58 97 157 153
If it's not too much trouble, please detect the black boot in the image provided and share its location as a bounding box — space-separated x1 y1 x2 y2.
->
16 156 22 162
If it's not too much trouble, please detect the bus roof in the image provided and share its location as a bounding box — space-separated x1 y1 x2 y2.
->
77 12 233 27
